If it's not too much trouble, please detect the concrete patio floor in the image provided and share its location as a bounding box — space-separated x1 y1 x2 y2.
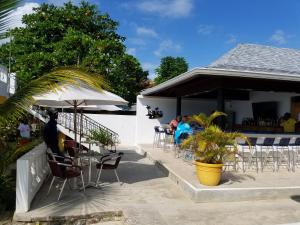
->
13 147 300 225
137 144 300 203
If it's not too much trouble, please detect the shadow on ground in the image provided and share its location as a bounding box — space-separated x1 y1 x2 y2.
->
25 150 167 219
220 172 256 185
290 195 300 203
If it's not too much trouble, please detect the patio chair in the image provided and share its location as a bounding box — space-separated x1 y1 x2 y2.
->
163 127 174 151
64 140 89 166
256 138 275 172
95 152 124 186
47 159 85 201
46 150 73 165
153 126 165 148
64 140 79 157
274 138 291 171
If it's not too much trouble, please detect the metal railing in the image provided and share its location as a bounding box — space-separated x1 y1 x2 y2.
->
57 112 119 146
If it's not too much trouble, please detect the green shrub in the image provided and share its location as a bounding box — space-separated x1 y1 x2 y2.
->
89 129 117 147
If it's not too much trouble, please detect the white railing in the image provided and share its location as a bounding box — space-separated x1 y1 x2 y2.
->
15 142 49 213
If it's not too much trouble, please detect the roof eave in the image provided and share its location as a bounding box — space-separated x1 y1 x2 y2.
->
141 68 300 96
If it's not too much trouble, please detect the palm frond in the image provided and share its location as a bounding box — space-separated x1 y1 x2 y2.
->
189 111 226 128
0 67 108 123
208 111 226 126
0 0 22 38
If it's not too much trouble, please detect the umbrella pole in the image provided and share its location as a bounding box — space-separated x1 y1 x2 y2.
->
79 108 83 151
74 101 77 144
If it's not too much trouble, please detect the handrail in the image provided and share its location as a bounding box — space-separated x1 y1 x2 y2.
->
57 112 119 145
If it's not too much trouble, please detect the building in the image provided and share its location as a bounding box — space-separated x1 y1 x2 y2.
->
0 65 15 103
135 44 300 144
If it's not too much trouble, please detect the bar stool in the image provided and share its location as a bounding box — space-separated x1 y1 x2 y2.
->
290 137 300 171
239 137 258 172
256 138 275 172
274 137 291 171
153 126 165 148
163 128 174 151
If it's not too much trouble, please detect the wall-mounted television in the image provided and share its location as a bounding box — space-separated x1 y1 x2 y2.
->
252 101 278 120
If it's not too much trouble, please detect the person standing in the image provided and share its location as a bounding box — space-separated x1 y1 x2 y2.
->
18 119 31 145
44 111 65 158
280 112 297 133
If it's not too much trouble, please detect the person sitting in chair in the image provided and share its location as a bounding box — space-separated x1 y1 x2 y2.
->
169 115 182 134
174 115 193 144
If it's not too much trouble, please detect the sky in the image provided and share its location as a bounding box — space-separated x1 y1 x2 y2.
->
10 0 300 79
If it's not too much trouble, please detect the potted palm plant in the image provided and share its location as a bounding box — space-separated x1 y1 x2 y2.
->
182 111 248 186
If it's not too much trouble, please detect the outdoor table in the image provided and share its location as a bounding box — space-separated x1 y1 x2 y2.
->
80 140 103 189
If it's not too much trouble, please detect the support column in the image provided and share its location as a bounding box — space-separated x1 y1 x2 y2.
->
217 88 225 129
176 96 182 116
217 88 225 112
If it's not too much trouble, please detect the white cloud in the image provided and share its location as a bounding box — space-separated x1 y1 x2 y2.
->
137 0 193 18
225 34 237 44
127 48 136 56
136 27 158 38
270 30 287 45
142 62 158 79
154 39 181 57
4 2 39 30
197 24 214 35
47 0 81 6
127 38 147 46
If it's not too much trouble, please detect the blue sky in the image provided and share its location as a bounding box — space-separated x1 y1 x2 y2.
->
18 0 300 78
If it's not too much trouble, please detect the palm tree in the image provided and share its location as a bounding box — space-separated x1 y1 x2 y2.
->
0 67 107 123
0 0 21 37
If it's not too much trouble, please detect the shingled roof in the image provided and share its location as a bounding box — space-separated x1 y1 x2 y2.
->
209 43 300 75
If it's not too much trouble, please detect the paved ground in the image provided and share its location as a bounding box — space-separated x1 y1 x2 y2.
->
13 147 300 225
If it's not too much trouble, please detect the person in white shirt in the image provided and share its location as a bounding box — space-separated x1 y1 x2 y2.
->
18 119 31 139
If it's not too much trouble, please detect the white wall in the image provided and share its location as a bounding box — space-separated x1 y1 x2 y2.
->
86 114 136 146
135 95 216 144
16 143 49 213
226 91 299 124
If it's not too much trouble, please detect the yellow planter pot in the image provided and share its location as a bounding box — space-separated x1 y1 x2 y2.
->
195 161 223 186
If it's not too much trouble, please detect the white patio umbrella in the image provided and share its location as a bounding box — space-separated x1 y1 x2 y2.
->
33 84 127 143
77 104 121 111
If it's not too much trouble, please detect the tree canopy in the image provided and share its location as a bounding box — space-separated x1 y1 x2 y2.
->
0 1 149 104
154 56 188 85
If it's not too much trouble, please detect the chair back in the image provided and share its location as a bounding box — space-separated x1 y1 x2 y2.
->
241 137 257 146
248 137 257 146
278 138 290 146
294 137 300 145
263 138 275 146
154 126 164 133
48 160 64 178
46 151 56 161
64 140 76 149
64 140 77 157
113 152 124 169
164 128 173 135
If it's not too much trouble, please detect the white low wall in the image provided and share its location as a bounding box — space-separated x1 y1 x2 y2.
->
86 114 137 146
16 142 49 213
